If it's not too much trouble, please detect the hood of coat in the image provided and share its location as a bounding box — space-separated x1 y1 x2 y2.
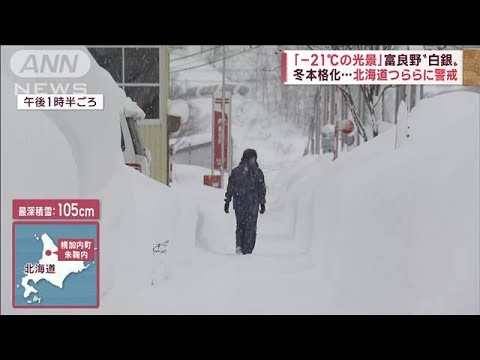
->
240 148 259 168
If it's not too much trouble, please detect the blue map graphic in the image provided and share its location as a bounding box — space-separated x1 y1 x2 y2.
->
13 223 99 307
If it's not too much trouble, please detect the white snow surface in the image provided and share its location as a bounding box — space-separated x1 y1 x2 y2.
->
106 91 479 314
168 99 189 124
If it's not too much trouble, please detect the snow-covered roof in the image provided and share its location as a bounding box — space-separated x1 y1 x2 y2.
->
170 133 212 153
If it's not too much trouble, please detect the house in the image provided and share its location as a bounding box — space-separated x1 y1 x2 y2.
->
170 133 212 169
88 45 170 185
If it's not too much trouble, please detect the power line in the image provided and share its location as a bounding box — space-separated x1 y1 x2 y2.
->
264 65 281 72
170 46 222 62
171 45 259 71
171 50 219 69
171 46 252 69
171 46 262 73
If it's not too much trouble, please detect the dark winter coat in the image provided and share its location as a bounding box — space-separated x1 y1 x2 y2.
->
225 160 266 213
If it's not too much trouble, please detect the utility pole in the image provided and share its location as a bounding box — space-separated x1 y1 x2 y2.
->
357 87 362 146
330 86 335 125
406 85 412 112
220 45 226 189
415 85 422 104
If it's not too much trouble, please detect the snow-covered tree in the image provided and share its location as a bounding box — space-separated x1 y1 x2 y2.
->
327 45 396 139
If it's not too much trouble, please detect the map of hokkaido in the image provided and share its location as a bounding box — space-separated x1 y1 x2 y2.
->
13 223 99 308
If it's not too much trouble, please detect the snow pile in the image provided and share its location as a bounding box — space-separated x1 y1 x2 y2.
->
281 91 479 314
171 163 236 254
124 94 146 120
171 163 210 186
0 46 193 314
168 99 189 124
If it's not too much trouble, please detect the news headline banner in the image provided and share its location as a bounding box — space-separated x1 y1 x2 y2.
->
281 49 480 85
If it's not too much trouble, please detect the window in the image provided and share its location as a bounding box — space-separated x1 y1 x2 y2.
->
88 48 122 83
125 48 159 83
87 46 161 120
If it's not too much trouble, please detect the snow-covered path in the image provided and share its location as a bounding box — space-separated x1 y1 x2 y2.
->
103 92 479 315
102 157 328 314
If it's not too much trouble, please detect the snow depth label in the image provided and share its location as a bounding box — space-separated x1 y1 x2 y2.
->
12 199 100 308
13 199 100 219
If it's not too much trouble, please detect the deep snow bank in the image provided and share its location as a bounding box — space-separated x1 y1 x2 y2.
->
170 163 236 254
1 46 189 314
281 91 479 314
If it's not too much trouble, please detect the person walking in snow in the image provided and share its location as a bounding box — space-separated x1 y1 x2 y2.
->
224 149 266 255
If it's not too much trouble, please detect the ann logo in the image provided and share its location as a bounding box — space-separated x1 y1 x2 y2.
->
20 54 78 74
10 50 90 78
